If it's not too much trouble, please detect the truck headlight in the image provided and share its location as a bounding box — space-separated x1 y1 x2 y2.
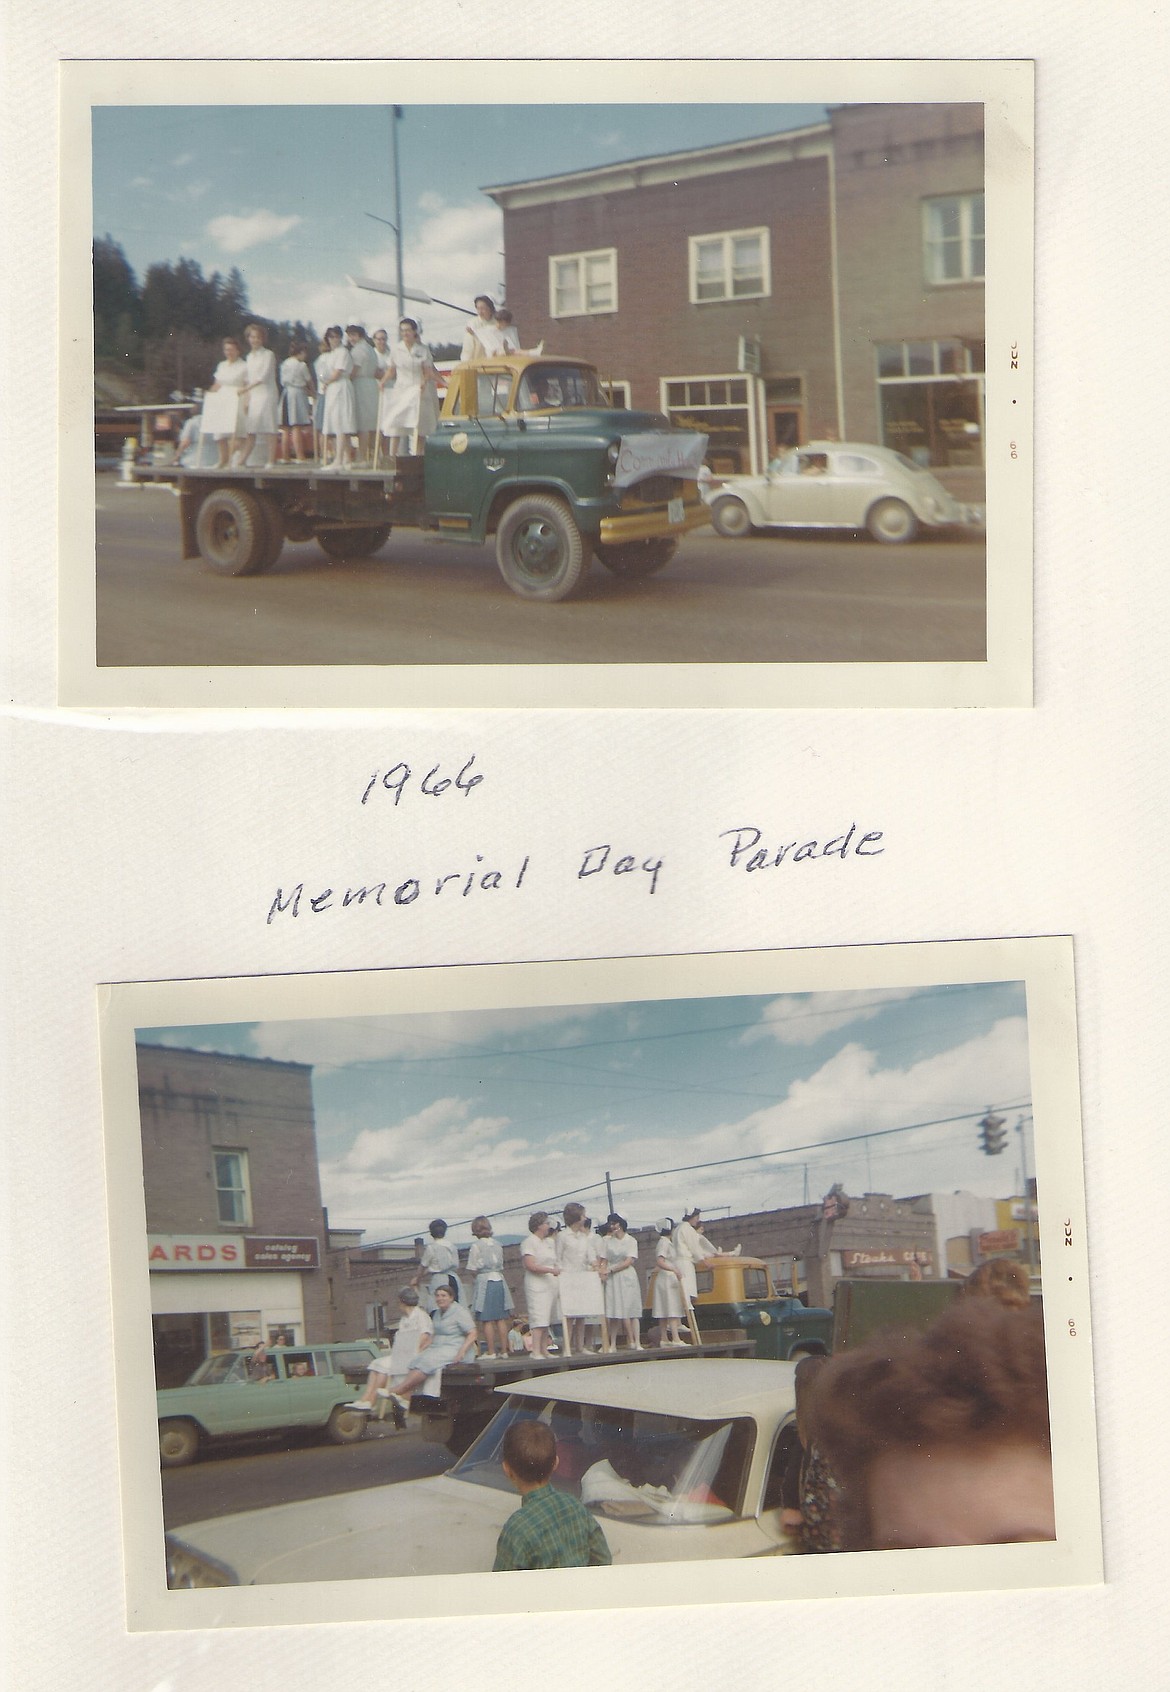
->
606 442 620 464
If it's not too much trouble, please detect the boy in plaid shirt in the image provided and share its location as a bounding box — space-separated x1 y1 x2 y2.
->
493 1420 612 1571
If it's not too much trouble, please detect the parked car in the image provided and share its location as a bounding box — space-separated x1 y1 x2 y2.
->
704 443 982 543
156 1340 384 1468
164 1358 800 1585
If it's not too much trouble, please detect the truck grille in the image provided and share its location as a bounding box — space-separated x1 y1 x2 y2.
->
624 474 685 506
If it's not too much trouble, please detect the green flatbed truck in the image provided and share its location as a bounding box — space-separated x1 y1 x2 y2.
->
126 352 710 603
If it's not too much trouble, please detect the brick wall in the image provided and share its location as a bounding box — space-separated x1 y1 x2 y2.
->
137 1043 331 1339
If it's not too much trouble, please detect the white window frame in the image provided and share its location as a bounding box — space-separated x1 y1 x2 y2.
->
213 1148 252 1226
601 378 631 409
688 227 771 305
922 193 985 285
548 247 618 318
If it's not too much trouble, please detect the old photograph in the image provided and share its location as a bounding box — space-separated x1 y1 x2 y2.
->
62 60 1032 706
99 940 1098 1627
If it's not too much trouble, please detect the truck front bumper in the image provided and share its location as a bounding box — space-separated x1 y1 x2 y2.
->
598 501 711 544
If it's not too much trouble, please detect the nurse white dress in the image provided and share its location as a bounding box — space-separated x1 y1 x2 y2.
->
460 318 509 361
602 1230 642 1320
673 1221 715 1304
419 1238 465 1310
379 339 439 441
319 345 356 438
243 345 279 435
406 1300 476 1378
279 356 313 426
651 1232 685 1318
521 1231 560 1328
556 1226 604 1319
204 357 248 438
348 336 381 435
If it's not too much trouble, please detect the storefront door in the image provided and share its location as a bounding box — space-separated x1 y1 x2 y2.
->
767 405 804 456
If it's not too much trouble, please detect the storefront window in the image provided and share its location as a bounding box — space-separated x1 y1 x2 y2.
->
661 375 757 473
874 341 985 468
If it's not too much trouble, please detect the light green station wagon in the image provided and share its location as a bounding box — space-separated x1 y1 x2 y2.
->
157 1342 383 1468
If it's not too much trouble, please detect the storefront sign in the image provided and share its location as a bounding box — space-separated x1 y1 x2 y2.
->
148 1233 320 1271
976 1230 1020 1257
841 1248 933 1269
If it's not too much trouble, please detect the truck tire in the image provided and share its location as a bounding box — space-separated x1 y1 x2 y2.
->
325 1405 369 1446
316 524 392 562
252 493 285 571
594 537 678 578
194 488 271 576
495 495 590 601
159 1418 201 1468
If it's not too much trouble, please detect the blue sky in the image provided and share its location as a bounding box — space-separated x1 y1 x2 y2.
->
92 103 827 347
140 981 1033 1246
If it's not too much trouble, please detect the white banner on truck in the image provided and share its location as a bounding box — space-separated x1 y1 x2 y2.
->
613 431 707 488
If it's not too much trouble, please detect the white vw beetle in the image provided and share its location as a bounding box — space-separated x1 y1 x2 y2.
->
706 443 981 544
165 1359 800 1586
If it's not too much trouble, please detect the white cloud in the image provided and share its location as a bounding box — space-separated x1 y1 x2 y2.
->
417 190 445 214
129 175 153 189
172 151 195 168
741 988 929 1047
247 1005 594 1071
357 199 504 346
206 209 303 255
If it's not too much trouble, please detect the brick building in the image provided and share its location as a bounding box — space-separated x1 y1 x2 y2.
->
486 104 985 481
138 1043 331 1385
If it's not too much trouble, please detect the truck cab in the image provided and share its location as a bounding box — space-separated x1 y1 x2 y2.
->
425 353 710 598
646 1256 833 1361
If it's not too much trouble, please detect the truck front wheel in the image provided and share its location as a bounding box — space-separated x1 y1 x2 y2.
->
195 488 271 576
495 495 590 601
317 524 392 562
594 537 678 578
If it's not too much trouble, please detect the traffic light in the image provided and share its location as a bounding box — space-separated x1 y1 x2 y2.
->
978 1110 1008 1155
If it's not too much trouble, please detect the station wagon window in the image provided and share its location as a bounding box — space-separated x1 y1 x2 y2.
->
283 1353 316 1377
923 193 985 284
451 1397 756 1521
550 248 617 318
688 228 770 303
213 1149 251 1225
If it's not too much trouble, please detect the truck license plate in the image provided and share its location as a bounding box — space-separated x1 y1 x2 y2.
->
668 497 685 525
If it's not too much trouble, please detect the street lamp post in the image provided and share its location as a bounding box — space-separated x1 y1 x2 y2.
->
390 104 404 320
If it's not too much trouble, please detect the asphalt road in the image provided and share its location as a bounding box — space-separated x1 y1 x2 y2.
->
161 1422 455 1529
95 480 986 667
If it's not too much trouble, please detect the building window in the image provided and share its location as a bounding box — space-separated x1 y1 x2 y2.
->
875 339 985 468
923 193 985 284
601 378 631 409
688 228 770 303
549 248 617 317
661 374 756 474
213 1149 251 1225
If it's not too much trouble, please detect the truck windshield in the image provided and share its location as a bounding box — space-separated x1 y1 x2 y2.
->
517 366 605 412
449 1396 754 1522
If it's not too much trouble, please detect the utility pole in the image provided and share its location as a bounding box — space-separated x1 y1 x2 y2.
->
1016 1114 1037 1272
391 105 404 320
604 1170 614 1216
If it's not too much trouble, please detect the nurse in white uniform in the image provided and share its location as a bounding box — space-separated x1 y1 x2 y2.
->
651 1217 686 1346
345 324 381 463
601 1213 642 1350
521 1211 561 1358
236 323 279 467
318 325 356 470
460 294 510 361
378 318 439 458
205 336 248 468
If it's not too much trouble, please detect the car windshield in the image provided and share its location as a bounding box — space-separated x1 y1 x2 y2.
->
516 365 605 412
449 1395 755 1524
185 1352 251 1386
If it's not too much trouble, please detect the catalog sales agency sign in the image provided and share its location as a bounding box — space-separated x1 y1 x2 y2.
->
148 1234 321 1270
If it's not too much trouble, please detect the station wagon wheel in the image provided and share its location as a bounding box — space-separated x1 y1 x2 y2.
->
594 537 678 578
159 1418 201 1468
325 1405 369 1446
866 497 918 544
316 523 392 562
194 488 270 576
711 496 752 540
495 494 590 601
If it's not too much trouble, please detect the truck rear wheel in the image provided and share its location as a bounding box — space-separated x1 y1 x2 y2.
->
317 524 392 562
594 537 678 578
495 495 590 601
194 488 271 576
253 494 285 571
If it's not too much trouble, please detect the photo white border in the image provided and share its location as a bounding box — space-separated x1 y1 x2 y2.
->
61 58 1033 708
99 936 1098 1630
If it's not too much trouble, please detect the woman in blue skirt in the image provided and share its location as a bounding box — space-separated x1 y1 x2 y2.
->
467 1214 513 1358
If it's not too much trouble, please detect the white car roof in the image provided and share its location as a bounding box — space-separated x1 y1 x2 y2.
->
500 1358 797 1418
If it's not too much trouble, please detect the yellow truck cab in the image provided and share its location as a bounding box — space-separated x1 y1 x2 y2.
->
646 1256 834 1361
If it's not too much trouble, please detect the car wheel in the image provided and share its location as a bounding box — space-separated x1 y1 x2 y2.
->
593 537 678 578
495 495 590 601
317 523 392 562
711 497 753 540
325 1405 369 1445
159 1418 201 1468
866 498 919 544
194 488 270 576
